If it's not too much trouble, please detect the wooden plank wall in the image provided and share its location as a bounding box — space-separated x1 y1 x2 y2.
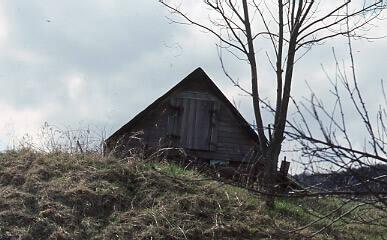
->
192 103 256 162
119 90 256 163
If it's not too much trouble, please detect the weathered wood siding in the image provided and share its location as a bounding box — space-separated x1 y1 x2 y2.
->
106 68 258 164
114 88 256 163
187 92 256 162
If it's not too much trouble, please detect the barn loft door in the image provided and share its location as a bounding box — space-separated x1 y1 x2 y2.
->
168 96 219 151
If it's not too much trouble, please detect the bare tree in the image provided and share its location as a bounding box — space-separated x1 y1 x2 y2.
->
278 30 387 235
286 50 387 204
160 0 386 206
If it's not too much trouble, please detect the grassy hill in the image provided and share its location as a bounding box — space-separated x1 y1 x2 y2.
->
0 150 386 239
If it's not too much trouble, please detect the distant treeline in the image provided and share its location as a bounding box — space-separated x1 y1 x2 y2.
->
294 164 387 193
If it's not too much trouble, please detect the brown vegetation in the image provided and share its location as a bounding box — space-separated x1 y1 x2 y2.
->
0 150 386 239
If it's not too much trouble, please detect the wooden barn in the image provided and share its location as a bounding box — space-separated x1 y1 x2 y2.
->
104 68 260 168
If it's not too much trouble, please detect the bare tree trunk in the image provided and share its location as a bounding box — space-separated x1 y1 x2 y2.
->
242 0 267 154
160 0 387 209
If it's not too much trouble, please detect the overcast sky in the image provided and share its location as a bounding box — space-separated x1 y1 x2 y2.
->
1 1 386 172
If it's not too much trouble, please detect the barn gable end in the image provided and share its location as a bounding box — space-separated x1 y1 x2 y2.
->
105 68 259 166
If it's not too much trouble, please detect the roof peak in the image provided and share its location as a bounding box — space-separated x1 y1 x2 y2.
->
106 67 258 143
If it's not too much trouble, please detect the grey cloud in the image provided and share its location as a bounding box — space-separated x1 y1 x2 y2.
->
0 0 386 157
0 1 186 116
0 0 229 143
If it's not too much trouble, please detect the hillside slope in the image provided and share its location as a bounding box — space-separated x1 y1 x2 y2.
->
0 150 385 239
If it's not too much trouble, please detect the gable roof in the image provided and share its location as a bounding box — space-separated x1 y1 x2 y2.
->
106 67 258 143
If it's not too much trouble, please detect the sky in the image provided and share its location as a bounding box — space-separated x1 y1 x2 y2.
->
0 1 386 172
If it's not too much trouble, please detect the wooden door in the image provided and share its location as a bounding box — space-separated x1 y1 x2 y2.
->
167 96 219 151
179 98 213 150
